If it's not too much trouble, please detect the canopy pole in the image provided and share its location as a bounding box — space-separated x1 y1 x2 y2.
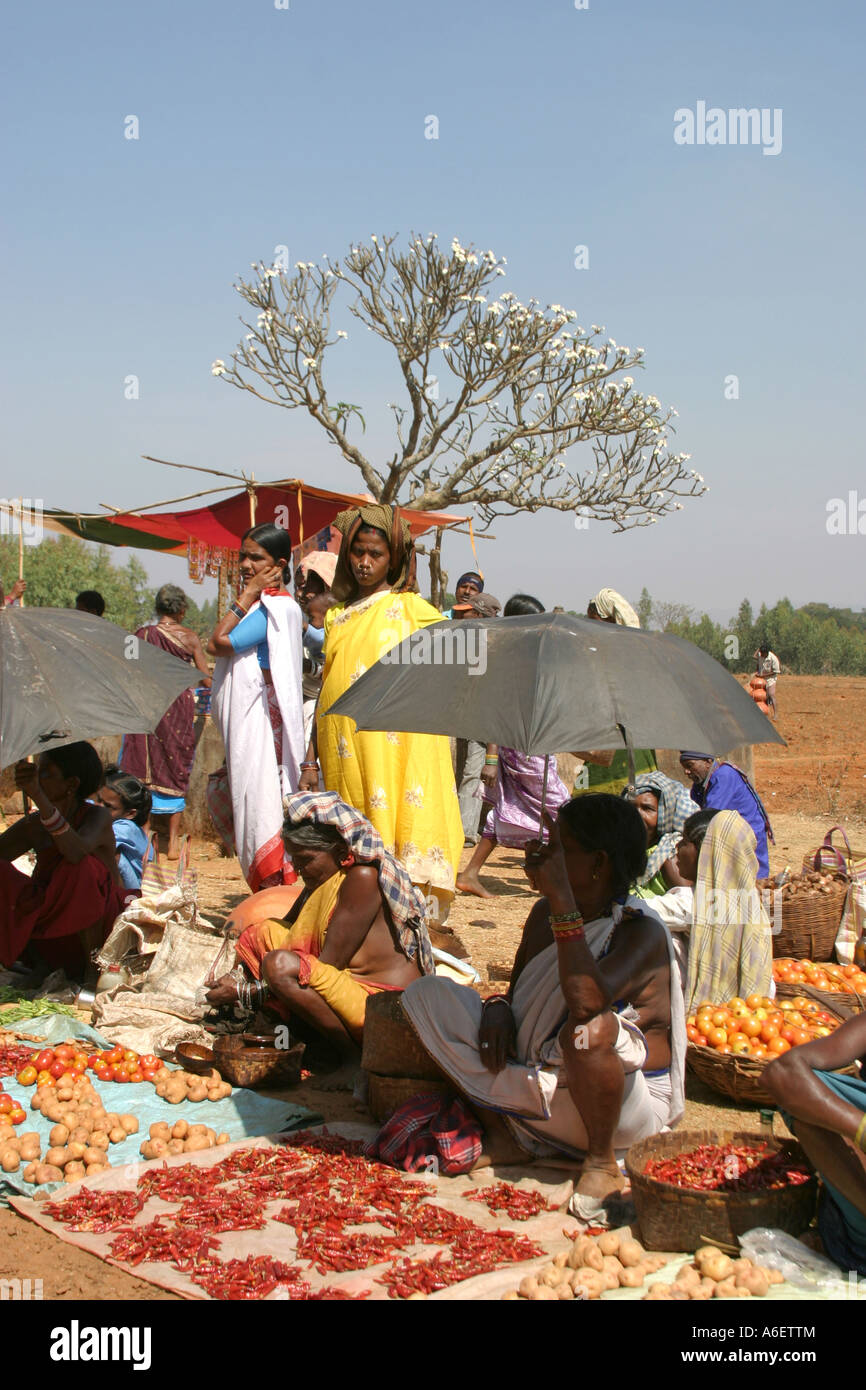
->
248 476 257 528
17 499 24 608
297 482 304 547
538 755 550 834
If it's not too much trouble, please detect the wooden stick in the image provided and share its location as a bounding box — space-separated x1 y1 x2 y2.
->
17 498 24 608
142 455 250 483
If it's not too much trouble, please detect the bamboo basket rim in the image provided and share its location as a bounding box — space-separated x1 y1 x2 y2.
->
625 1127 815 1196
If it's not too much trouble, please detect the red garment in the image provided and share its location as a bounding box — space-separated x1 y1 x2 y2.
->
0 848 127 973
121 625 197 797
365 1094 481 1175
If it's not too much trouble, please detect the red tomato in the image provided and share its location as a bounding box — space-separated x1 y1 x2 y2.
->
106 1046 124 1065
35 1070 54 1087
0 1095 14 1113
139 1055 159 1071
34 1049 55 1071
111 1067 129 1084
122 1049 140 1064
54 1044 75 1062
94 1064 112 1082
49 1060 67 1079
128 1070 144 1084
141 1068 159 1083
16 1066 38 1087
9 1108 26 1125
72 1056 88 1073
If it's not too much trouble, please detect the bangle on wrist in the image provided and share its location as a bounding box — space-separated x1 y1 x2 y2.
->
229 601 248 620
484 755 499 764
550 909 584 925
482 995 510 1010
552 923 585 941
299 761 318 771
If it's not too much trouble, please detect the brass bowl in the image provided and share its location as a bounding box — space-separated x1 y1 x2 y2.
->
212 1034 305 1089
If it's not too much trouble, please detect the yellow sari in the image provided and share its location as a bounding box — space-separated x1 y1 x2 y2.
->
318 590 463 918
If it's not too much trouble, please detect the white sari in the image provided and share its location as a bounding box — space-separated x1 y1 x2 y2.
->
402 897 686 1160
211 593 305 890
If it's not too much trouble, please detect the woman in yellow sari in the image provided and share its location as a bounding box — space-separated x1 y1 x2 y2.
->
298 504 463 923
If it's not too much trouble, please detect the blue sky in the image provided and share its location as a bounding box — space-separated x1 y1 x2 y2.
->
3 0 863 620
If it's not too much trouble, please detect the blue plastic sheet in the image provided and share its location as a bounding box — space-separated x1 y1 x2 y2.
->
0 1015 321 1202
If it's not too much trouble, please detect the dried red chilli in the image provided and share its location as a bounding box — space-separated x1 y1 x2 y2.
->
109 1220 220 1269
43 1188 145 1232
0 1044 39 1078
380 1229 544 1298
172 1190 266 1233
188 1255 306 1300
137 1163 225 1202
644 1142 811 1193
464 1182 554 1220
295 1228 405 1273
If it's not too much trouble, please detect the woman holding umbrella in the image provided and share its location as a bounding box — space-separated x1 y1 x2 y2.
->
0 744 127 974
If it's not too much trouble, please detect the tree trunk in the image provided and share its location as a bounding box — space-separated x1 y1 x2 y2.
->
428 526 446 609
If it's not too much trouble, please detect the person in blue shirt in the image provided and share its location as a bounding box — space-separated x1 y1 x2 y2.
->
94 765 153 893
679 751 773 879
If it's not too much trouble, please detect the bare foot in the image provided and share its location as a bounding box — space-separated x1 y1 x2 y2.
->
576 1161 625 1203
456 874 494 899
167 846 181 862
317 1062 361 1092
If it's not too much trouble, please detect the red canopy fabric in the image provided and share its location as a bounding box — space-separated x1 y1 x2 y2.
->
108 481 467 553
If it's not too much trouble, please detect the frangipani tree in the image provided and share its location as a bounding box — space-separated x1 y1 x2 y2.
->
213 233 705 585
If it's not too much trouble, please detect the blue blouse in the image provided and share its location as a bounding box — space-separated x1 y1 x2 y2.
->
228 606 269 669
113 819 152 892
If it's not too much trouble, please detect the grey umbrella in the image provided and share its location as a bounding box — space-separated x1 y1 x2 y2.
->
0 606 203 770
328 611 786 765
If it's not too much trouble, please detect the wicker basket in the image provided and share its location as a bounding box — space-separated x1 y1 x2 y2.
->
360 991 445 1080
686 1043 776 1105
367 1072 454 1124
775 980 863 1016
625 1128 817 1251
212 1034 305 1088
769 878 847 960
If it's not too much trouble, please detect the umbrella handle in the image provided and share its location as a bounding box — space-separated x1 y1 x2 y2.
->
538 755 550 835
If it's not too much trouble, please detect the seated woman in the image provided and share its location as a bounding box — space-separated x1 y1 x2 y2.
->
94 764 153 893
643 808 718 985
206 791 434 1090
764 1013 866 1276
402 795 686 1220
0 744 127 976
680 809 773 1017
625 772 696 897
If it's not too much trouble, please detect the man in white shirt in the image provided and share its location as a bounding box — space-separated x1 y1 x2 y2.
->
754 645 780 718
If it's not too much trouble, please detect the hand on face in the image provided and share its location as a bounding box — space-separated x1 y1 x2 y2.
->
242 564 284 599
13 759 40 798
523 811 571 897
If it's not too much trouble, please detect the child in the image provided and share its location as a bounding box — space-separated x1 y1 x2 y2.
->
95 765 153 892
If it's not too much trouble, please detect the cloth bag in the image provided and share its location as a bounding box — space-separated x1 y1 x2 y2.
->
139 833 196 896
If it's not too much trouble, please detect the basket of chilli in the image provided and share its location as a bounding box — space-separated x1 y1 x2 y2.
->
686 992 844 1106
625 1128 817 1251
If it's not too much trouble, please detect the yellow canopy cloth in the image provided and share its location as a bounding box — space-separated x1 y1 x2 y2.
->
318 590 463 918
684 810 773 1015
331 504 416 601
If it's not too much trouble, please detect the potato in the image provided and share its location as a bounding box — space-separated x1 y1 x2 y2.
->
171 1120 189 1140
700 1254 735 1283
713 1278 749 1299
0 1126 14 1145
183 1135 211 1153
187 1123 209 1137
108 1127 127 1146
85 1163 108 1177
730 1257 753 1273
63 1164 87 1183
618 1239 645 1268
215 1133 231 1146
44 1104 65 1124
552 1251 569 1269
0 1147 20 1172
89 1131 110 1151
70 1126 91 1146
65 1141 86 1161
49 1124 70 1147
643 1285 672 1300
80 1146 104 1166
140 1138 168 1160
531 1285 558 1301
35 1164 64 1184
119 1115 138 1135
22 1162 38 1184
555 1281 574 1300
675 1263 701 1287
55 1086 74 1103
18 1135 41 1162
695 1245 724 1264
149 1122 170 1141
736 1268 769 1297
166 1139 186 1156
166 1089 186 1105
597 1230 621 1257
619 1266 647 1288
643 1256 668 1274
601 1255 624 1276
501 1291 520 1300
518 1276 539 1299
155 1082 168 1098
571 1269 604 1298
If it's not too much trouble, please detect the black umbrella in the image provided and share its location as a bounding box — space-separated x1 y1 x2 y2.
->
328 612 785 810
0 606 202 770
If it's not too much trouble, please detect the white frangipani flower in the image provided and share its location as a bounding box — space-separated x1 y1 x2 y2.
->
303 357 317 367
336 330 348 339
211 360 226 376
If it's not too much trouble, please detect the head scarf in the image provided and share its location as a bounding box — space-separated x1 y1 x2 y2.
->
331 504 417 602
283 790 433 975
455 571 484 593
679 750 713 763
683 810 772 1015
453 592 501 618
630 772 695 884
590 588 640 628
298 550 338 589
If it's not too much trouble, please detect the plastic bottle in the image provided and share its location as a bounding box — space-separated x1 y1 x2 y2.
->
96 962 129 992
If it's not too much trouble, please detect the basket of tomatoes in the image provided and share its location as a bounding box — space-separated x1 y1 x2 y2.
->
773 959 865 1014
686 993 845 1105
